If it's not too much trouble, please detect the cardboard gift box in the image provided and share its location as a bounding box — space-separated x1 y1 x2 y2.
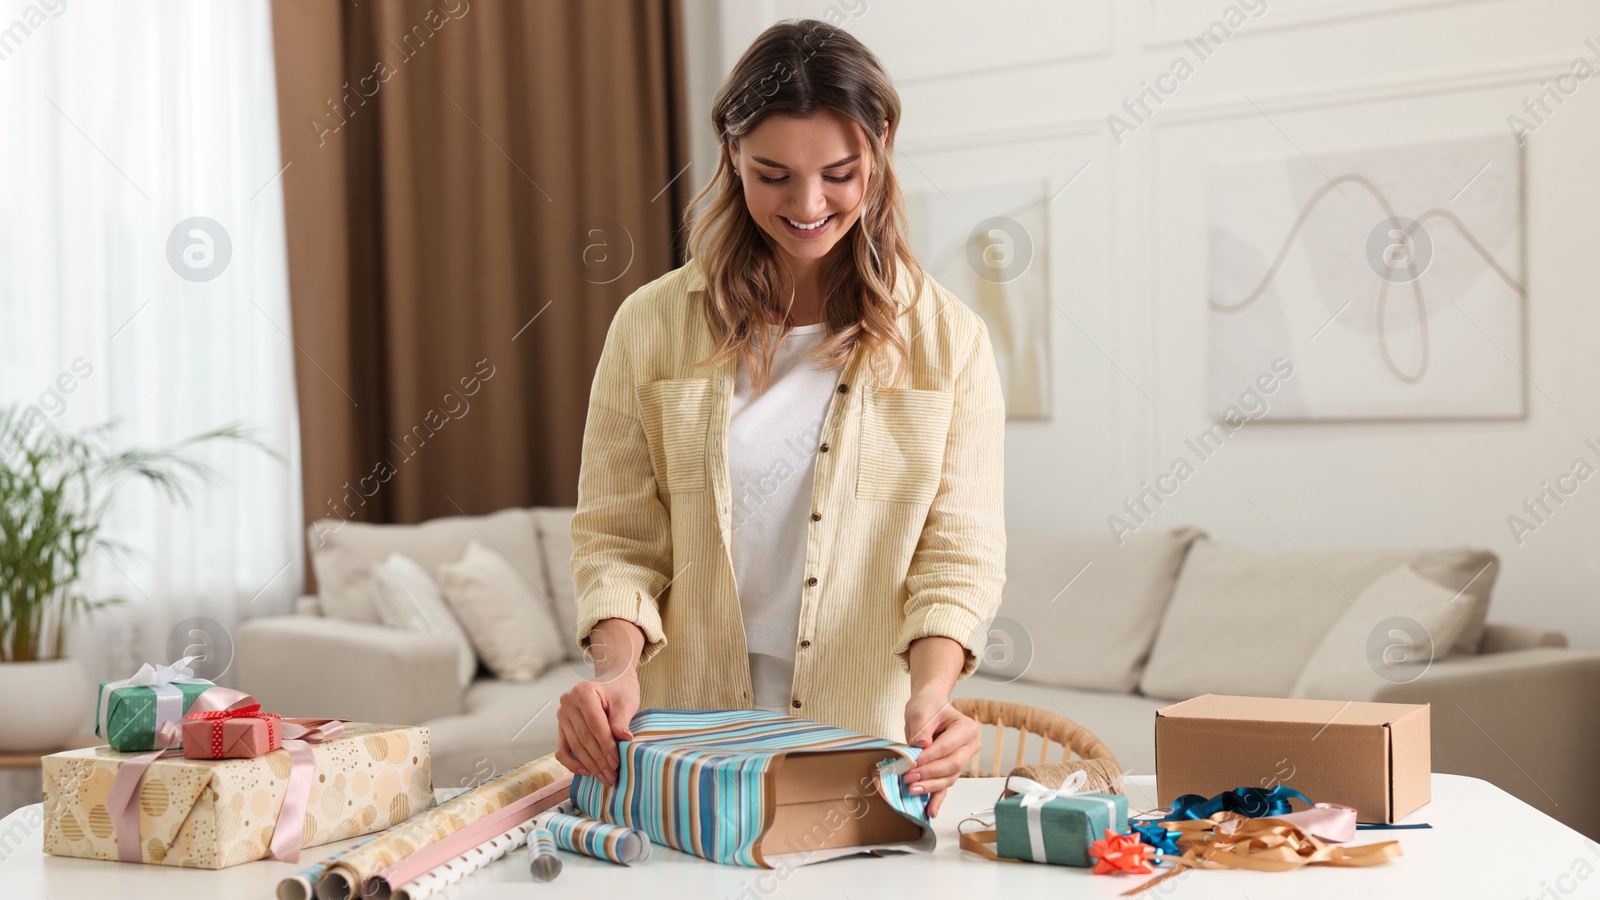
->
570 708 934 868
994 780 1129 867
1155 694 1430 824
96 677 214 752
181 710 283 759
42 722 434 869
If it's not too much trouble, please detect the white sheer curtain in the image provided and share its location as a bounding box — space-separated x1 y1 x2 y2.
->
0 1 302 694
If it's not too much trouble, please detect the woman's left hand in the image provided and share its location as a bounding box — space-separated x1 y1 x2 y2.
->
902 692 982 819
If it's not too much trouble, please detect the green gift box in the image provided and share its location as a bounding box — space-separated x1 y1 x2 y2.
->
95 665 215 752
994 779 1129 867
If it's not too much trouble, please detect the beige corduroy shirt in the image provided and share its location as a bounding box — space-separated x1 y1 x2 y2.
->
569 256 1006 744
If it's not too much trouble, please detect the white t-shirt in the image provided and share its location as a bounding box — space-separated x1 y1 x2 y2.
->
727 322 839 714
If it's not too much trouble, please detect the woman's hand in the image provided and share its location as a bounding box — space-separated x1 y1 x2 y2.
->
555 670 640 783
555 618 644 784
902 690 982 819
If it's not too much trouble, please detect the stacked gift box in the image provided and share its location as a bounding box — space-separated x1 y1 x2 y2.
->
41 657 436 869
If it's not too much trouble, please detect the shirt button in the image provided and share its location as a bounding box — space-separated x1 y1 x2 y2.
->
805 576 818 587
810 512 821 522
819 443 830 453
799 640 811 649
837 383 849 394
792 699 802 709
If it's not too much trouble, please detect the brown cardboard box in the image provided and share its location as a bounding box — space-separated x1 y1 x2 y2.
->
758 748 927 864
1155 694 1430 823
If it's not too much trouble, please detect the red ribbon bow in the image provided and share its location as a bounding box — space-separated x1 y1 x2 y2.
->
1090 828 1158 875
183 703 283 759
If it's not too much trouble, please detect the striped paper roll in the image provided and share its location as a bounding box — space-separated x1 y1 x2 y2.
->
545 812 652 865
277 823 398 900
528 827 562 881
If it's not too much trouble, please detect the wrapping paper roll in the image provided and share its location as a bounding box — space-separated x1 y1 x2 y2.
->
528 827 562 882
545 810 652 865
315 755 568 900
278 831 388 900
390 820 538 900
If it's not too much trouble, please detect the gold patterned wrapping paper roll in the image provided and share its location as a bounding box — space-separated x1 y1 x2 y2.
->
315 754 568 900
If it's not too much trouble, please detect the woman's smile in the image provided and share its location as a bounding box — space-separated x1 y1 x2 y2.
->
780 213 834 239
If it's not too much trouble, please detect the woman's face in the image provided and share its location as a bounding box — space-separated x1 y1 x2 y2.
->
729 110 885 264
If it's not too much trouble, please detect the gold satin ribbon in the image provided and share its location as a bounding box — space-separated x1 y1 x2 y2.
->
1123 811 1402 895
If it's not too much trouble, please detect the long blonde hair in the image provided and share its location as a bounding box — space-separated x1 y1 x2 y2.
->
683 19 924 395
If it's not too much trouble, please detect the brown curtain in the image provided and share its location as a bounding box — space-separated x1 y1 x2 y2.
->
269 0 691 588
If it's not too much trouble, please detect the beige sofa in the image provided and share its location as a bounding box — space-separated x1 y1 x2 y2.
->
238 507 1600 838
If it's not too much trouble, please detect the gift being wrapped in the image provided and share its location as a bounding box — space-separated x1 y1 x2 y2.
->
42 721 433 869
95 656 215 752
994 773 1129 867
571 708 934 868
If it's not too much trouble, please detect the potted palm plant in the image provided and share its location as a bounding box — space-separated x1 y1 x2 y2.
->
0 405 272 751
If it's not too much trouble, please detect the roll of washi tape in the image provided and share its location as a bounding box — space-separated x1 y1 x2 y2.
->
544 812 652 865
528 827 562 882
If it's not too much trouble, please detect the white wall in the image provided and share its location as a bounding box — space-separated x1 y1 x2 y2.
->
693 0 1600 649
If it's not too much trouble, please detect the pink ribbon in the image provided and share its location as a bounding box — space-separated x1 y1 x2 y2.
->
270 718 346 863
367 773 573 896
1216 802 1358 843
106 686 346 865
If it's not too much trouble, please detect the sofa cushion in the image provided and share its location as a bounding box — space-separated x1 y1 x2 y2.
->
1139 540 1499 701
986 526 1205 692
369 552 479 688
1289 563 1476 700
438 541 567 682
531 506 582 661
307 507 545 623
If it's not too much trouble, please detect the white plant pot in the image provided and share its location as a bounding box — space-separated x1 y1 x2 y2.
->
0 658 92 752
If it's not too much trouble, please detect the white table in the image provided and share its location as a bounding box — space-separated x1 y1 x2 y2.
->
2 774 1596 898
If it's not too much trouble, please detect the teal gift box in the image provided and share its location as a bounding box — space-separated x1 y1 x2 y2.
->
94 661 215 752
994 779 1129 867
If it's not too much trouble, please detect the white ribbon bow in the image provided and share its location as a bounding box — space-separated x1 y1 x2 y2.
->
1008 770 1090 809
126 655 201 687
1000 770 1126 865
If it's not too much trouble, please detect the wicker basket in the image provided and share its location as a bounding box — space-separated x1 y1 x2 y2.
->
950 697 1125 794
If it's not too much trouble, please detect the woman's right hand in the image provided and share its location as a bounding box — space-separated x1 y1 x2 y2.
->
555 618 645 784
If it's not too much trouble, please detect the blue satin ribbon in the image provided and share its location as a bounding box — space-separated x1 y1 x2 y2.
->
1130 821 1181 862
1167 786 1313 820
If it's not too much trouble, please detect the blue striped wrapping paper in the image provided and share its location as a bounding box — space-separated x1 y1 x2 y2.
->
527 827 562 881
570 708 934 868
544 813 652 865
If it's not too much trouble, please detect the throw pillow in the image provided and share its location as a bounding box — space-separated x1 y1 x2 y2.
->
983 526 1206 692
438 540 566 682
1139 540 1498 701
531 506 582 662
307 507 546 624
369 552 479 688
1290 563 1475 699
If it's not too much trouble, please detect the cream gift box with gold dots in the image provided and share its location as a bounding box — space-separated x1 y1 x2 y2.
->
40 722 434 869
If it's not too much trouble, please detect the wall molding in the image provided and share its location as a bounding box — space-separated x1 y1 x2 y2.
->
1141 0 1506 50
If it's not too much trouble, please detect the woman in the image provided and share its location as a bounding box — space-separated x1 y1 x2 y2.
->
555 20 1006 820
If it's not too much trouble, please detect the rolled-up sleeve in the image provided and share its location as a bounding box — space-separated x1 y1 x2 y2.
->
892 317 1007 678
570 302 673 667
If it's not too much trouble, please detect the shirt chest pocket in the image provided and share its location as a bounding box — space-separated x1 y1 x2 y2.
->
635 378 714 493
855 386 955 505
